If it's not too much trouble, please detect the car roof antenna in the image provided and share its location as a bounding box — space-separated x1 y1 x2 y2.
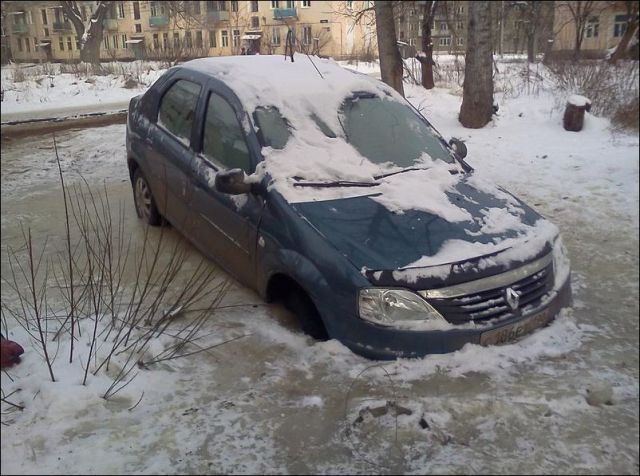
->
284 28 324 80
284 29 295 63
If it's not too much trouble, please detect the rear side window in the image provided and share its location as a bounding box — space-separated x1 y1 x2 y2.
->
157 79 201 145
202 93 251 173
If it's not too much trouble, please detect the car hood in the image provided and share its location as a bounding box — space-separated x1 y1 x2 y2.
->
291 175 556 287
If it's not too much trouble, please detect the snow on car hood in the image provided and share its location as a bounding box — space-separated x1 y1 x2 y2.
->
185 56 558 283
291 173 559 287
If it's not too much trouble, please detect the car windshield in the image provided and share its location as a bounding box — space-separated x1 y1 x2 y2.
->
253 95 455 168
342 95 454 166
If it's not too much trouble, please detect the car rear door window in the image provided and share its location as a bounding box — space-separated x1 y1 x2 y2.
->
202 93 251 173
157 79 201 146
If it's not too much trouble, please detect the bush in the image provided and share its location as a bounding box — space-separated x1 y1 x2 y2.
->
546 60 639 129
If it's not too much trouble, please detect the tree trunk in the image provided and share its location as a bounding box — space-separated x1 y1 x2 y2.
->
374 1 404 97
80 35 103 64
608 21 639 64
527 33 536 63
459 1 494 128
417 1 436 89
61 1 108 66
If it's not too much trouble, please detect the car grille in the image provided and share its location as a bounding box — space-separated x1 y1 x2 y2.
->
428 262 554 325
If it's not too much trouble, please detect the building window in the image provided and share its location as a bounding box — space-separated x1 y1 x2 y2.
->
251 16 260 29
60 38 65 51
185 31 193 48
614 14 628 38
17 38 23 52
196 31 203 48
135 23 142 33
25 39 31 53
163 32 168 49
232 29 240 47
153 33 159 49
41 9 48 25
221 30 229 47
193 1 201 14
438 37 451 46
302 0 311 7
67 37 73 50
250 1 259 12
44 27 49 37
303 25 312 45
455 6 464 14
457 21 464 30
272 27 281 45
122 34 128 49
440 22 448 31
585 16 599 38
150 2 159 16
133 1 140 20
457 37 464 46
408 38 415 46
346 0 353 8
271 1 279 8
286 0 294 8
25 11 33 24
117 2 125 18
231 1 238 12
209 30 217 47
173 32 180 48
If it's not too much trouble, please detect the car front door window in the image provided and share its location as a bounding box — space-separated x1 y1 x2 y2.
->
157 79 201 146
202 92 251 173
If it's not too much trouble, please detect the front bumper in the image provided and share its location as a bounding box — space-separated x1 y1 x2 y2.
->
340 274 572 360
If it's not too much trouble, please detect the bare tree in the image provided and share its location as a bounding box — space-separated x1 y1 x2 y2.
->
608 1 639 64
557 1 607 61
299 25 333 56
375 1 404 96
415 1 438 89
459 0 494 128
60 1 112 65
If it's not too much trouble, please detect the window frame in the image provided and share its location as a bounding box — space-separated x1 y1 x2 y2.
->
156 78 203 149
198 89 253 174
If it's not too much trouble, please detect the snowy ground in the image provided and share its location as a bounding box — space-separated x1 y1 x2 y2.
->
1 59 638 474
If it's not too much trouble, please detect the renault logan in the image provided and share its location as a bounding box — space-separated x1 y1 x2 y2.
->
126 56 571 359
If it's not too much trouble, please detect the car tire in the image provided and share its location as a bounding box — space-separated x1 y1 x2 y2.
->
133 169 163 226
285 290 329 341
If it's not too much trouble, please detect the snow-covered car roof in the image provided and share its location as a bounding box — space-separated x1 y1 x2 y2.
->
182 55 393 125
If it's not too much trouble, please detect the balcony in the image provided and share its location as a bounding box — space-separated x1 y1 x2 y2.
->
149 15 169 27
103 18 119 30
273 8 297 19
206 10 230 22
53 21 71 31
11 23 29 34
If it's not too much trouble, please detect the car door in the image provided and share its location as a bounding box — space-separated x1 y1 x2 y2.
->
146 77 202 232
189 88 264 288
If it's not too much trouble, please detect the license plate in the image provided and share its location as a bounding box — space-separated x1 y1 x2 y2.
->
480 307 554 346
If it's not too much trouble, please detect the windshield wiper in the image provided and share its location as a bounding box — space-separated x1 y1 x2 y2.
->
293 180 381 188
374 166 429 180
374 165 463 180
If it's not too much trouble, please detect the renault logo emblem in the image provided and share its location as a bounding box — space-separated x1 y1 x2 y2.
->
504 287 520 311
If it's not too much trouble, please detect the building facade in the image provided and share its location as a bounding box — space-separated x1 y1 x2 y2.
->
1 0 377 63
552 1 637 56
396 1 554 57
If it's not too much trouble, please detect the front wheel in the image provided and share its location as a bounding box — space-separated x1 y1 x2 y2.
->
133 169 162 226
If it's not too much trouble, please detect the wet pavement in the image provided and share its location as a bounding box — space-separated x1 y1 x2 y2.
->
1 125 638 474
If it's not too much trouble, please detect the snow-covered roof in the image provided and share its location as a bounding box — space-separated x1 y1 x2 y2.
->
183 55 392 127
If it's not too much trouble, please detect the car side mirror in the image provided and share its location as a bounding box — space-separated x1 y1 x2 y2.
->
449 138 468 159
215 168 252 195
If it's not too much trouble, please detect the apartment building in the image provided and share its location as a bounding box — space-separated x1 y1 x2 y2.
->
1 1 377 63
552 1 637 57
397 1 554 57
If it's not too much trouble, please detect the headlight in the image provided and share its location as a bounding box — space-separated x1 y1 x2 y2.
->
358 288 447 328
552 234 571 290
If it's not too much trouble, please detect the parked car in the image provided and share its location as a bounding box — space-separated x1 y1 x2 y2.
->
126 56 571 360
